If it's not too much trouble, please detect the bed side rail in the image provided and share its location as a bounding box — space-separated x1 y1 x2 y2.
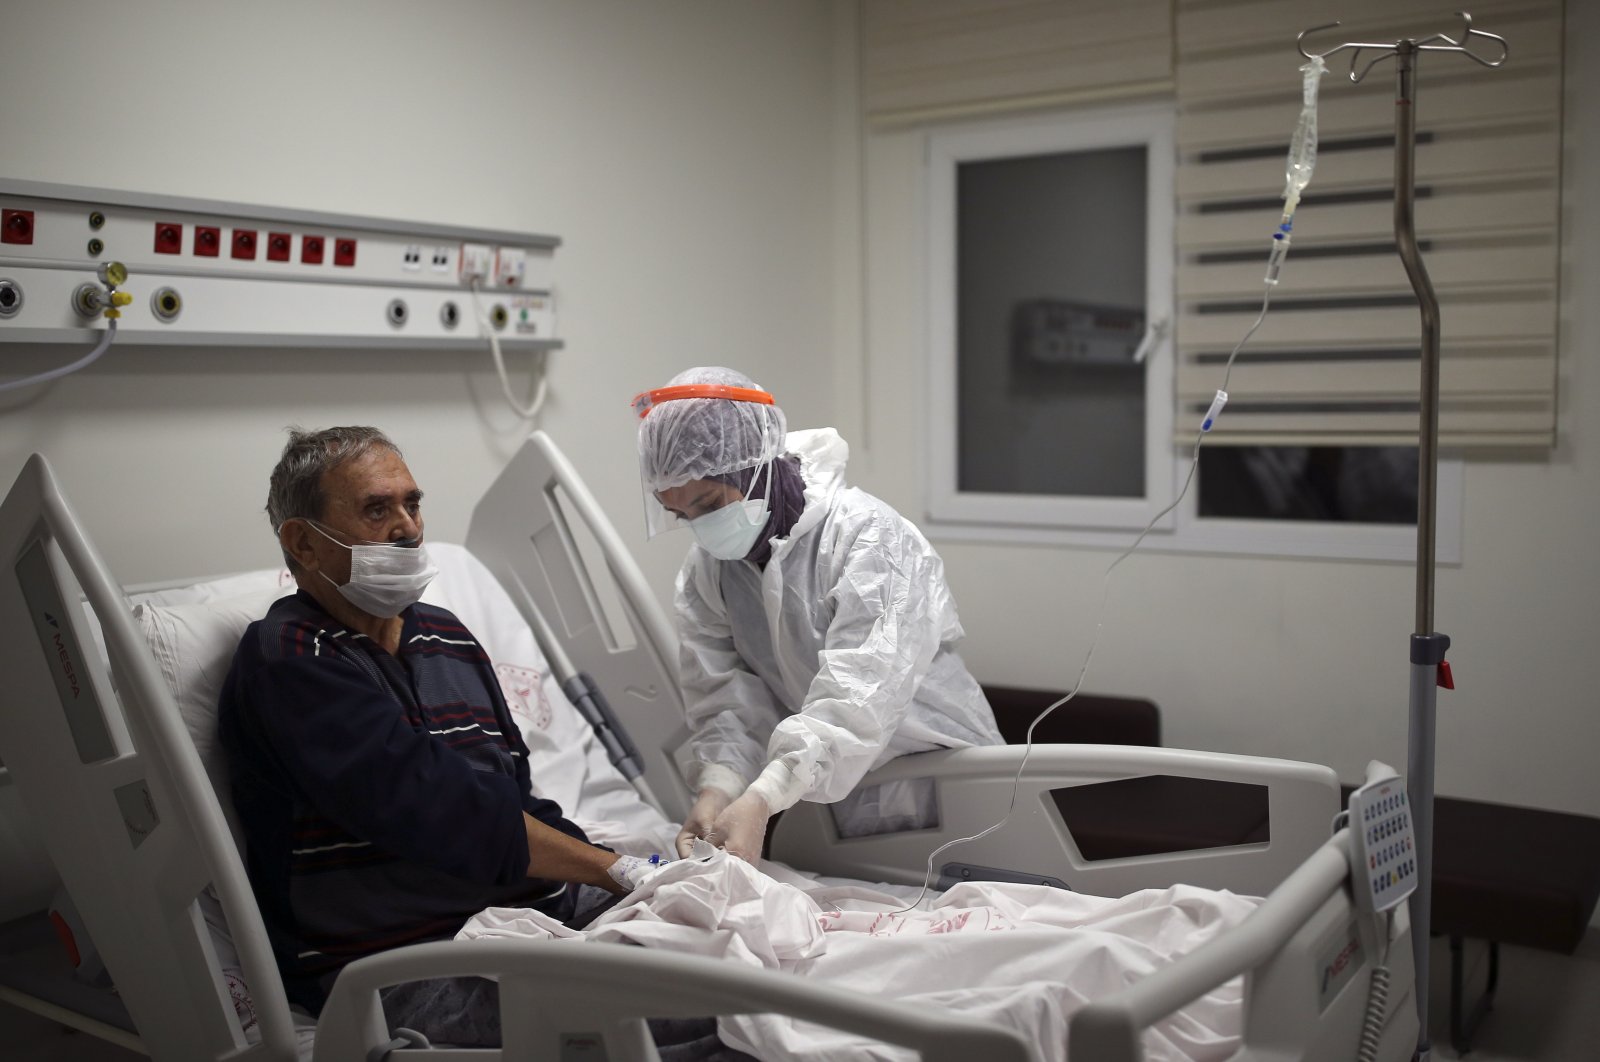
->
467 431 693 821
314 938 1035 1062
770 744 1339 898
0 454 297 1061
1069 831 1419 1062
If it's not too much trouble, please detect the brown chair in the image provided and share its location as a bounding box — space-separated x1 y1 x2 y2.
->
981 684 1160 747
1433 796 1600 1053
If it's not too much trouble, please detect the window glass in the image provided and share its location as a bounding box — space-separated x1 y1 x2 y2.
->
1198 446 1418 524
956 147 1148 498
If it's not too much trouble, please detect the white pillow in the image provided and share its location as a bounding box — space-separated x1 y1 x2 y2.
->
135 566 297 609
134 586 286 851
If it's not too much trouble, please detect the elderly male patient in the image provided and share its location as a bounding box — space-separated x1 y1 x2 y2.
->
219 426 649 1045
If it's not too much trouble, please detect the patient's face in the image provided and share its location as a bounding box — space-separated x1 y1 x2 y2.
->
656 478 742 522
308 449 425 579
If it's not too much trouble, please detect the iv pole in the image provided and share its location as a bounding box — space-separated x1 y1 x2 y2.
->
1297 14 1507 1061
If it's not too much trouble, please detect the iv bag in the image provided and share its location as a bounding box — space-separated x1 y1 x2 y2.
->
1283 56 1327 215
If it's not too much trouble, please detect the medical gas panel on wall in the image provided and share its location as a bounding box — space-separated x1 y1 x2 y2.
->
0 179 558 349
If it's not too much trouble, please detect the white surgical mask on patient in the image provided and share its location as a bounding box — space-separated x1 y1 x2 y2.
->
305 521 437 618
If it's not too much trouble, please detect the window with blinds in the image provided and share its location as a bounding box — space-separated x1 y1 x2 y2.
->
1175 0 1563 449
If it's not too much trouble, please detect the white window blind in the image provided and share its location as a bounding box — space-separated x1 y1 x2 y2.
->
1175 0 1563 449
862 0 1174 123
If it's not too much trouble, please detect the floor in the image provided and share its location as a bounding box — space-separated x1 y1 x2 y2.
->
1421 932 1600 1061
1 933 1595 1059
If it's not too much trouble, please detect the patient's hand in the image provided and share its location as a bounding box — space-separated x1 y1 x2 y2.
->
706 791 770 863
676 788 734 858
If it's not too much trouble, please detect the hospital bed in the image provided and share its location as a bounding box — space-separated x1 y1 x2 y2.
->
0 433 1419 1061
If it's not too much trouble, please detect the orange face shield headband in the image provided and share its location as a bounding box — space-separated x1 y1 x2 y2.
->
630 384 775 419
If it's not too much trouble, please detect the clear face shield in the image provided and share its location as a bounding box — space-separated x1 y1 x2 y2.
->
631 382 785 542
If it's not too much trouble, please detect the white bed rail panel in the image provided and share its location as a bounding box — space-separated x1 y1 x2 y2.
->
0 454 298 1061
1070 832 1419 1062
772 744 1339 898
314 938 1036 1062
467 431 693 822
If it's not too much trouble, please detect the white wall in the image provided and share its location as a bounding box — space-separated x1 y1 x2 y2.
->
0 0 839 605
849 8 1600 822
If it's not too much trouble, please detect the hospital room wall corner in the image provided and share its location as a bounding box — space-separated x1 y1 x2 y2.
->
843 2 1600 849
0 0 842 606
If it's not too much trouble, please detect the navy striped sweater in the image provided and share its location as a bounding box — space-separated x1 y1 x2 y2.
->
218 591 589 1013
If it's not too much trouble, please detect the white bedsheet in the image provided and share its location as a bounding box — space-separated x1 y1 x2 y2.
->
459 851 1259 1062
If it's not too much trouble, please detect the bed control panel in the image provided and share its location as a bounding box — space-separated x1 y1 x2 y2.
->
1347 763 1416 914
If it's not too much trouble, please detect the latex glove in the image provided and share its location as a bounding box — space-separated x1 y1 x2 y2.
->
606 853 674 893
676 788 734 858
705 791 771 863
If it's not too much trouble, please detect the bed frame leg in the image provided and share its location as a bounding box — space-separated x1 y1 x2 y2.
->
1449 935 1499 1055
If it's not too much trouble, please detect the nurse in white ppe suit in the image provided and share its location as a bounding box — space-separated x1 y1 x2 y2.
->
632 367 1004 861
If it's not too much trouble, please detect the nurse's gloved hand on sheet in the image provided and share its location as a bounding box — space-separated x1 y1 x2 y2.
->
676 787 734 858
676 786 771 862
705 790 771 863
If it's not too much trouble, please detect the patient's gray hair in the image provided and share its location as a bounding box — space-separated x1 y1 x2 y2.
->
266 426 401 567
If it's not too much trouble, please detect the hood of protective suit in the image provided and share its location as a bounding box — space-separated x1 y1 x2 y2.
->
774 428 849 553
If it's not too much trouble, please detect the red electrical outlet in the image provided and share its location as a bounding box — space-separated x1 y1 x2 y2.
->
153 221 183 254
195 226 221 257
2 209 35 245
302 235 325 264
266 232 292 262
231 229 258 260
333 238 357 267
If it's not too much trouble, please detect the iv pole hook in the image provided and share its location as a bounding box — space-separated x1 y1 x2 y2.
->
1295 21 1398 82
1298 12 1509 82
1416 12 1509 69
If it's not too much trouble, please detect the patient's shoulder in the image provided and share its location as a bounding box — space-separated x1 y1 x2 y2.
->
241 592 360 664
403 603 491 660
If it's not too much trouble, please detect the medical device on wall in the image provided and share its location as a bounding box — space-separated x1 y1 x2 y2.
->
0 179 560 386
1010 298 1146 367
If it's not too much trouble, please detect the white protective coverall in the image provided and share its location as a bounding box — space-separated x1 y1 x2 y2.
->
677 427 1004 835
